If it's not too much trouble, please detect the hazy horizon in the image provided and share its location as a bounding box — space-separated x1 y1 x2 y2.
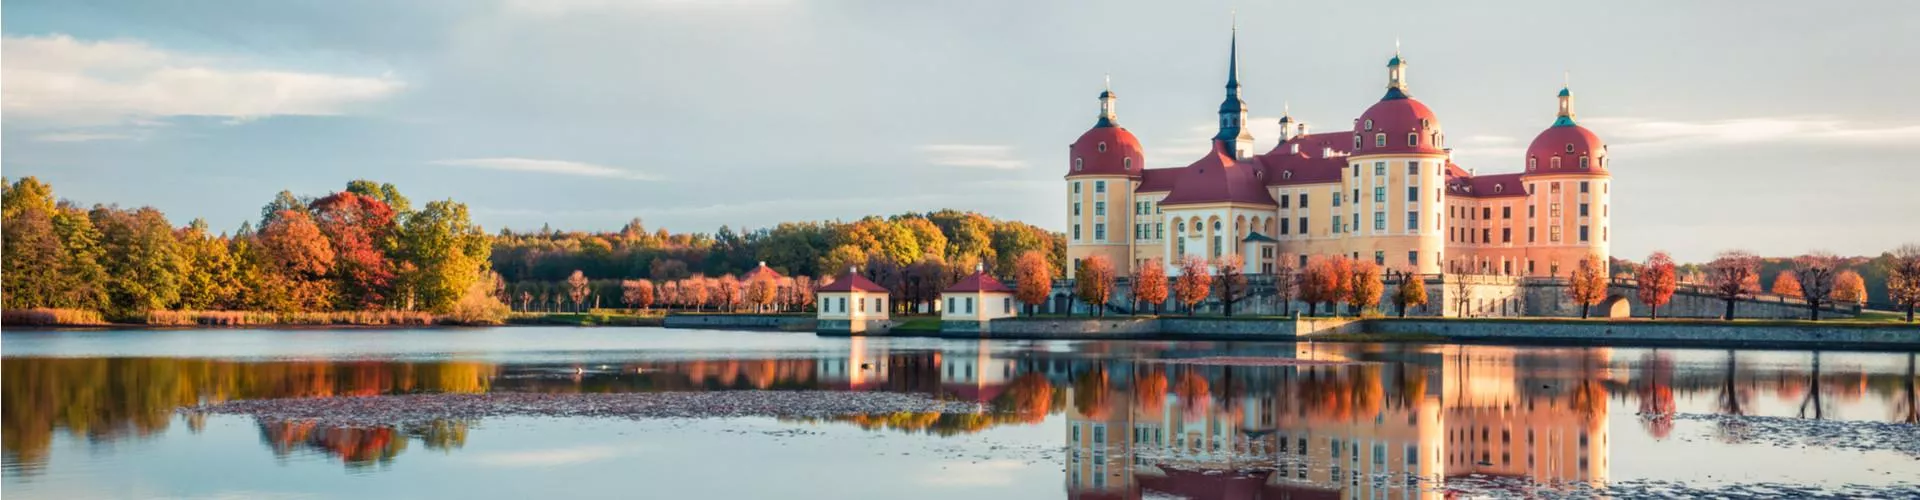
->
5 0 1917 263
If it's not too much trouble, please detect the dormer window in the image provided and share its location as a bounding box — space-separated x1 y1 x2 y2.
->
1550 157 1561 169
1290 144 1299 154
1364 119 1374 130
1579 156 1589 169
1565 143 1575 153
1354 134 1362 148
1407 133 1419 146
1074 157 1084 171
1528 157 1537 171
1097 142 1108 152
1374 134 1387 147
1122 157 1133 170
1421 119 1430 129
1494 184 1504 194
1283 170 1293 180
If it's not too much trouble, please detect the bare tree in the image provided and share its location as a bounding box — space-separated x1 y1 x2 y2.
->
1707 250 1761 321
1792 252 1839 321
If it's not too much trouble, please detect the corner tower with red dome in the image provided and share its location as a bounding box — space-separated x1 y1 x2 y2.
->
1059 30 1615 297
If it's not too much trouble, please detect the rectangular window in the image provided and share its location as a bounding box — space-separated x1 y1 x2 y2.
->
946 297 954 313
1374 186 1386 203
1579 181 1589 193
1550 225 1563 242
1407 211 1419 230
1094 201 1105 216
1280 194 1290 208
1374 250 1385 265
1482 228 1490 243
1408 186 1419 202
1375 134 1387 147
1298 217 1307 236
1095 180 1106 193
1373 161 1386 176
1332 215 1343 234
1482 207 1491 219
1374 212 1385 230
1156 223 1164 239
1529 227 1537 243
1407 161 1420 176
1529 205 1536 218
1073 182 1081 194
1579 225 1589 242
1408 251 1419 266
1503 206 1512 219
964 297 973 313
1503 228 1512 243
1094 223 1105 241
1299 193 1309 207
1332 192 1342 207
1579 203 1589 217
1281 218 1291 235
1073 224 1081 240
1073 202 1081 216
1551 202 1563 218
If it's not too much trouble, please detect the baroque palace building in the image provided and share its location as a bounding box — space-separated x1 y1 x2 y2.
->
1065 29 1612 279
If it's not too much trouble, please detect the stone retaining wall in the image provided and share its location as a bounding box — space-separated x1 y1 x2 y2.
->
1362 318 1918 349
663 314 815 331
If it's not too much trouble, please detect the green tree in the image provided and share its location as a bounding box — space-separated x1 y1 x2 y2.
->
396 200 491 312
259 190 310 228
345 180 413 216
3 206 62 308
90 206 187 320
892 216 948 262
49 204 109 310
2 177 57 220
839 217 921 267
174 219 245 310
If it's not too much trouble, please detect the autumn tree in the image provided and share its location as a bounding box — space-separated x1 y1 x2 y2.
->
1833 270 1867 307
1174 255 1212 316
1567 253 1608 319
447 270 509 325
1331 257 1355 315
1349 260 1383 316
1274 255 1298 315
1393 271 1427 317
309 191 398 310
1771 271 1803 299
1133 258 1168 315
1888 243 1920 323
90 206 187 320
622 279 655 312
793 275 817 312
1707 250 1761 320
395 200 490 313
1212 255 1248 317
254 209 337 312
1298 256 1334 316
1792 252 1840 321
564 270 590 312
1074 254 1116 316
1014 250 1052 314
174 219 244 310
1637 252 1678 319
745 273 777 313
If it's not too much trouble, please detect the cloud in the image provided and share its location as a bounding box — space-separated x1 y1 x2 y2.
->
31 131 137 143
466 445 625 467
1585 116 1920 151
504 0 795 16
1 34 404 128
919 144 1027 169
428 157 661 180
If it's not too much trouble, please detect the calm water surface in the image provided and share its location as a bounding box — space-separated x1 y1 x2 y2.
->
3 327 1916 499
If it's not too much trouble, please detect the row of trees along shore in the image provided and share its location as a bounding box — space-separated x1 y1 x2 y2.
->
3 177 503 325
1051 248 1920 323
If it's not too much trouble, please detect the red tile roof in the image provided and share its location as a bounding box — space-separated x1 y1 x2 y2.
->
1526 123 1607 173
741 262 784 281
1067 125 1145 179
1352 96 1447 156
1157 142 1278 207
945 271 1014 293
1449 172 1528 198
818 271 888 293
1135 166 1184 193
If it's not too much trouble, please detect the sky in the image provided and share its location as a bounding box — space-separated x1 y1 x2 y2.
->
3 0 1917 262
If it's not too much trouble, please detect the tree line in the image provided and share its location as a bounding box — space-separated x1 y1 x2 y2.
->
2 177 503 324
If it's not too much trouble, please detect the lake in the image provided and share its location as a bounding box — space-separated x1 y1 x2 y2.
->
3 327 1916 499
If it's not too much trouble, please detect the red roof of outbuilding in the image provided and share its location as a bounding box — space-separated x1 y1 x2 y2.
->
818 272 888 293
1352 97 1446 156
1158 142 1277 207
741 262 784 281
945 271 1014 293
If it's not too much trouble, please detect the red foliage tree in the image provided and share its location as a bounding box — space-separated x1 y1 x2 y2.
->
255 209 336 312
1173 255 1211 316
1792 252 1839 321
1889 243 1920 323
1074 254 1115 317
1214 254 1247 317
1013 250 1052 314
1349 260 1383 315
1132 258 1168 315
1707 250 1761 320
1567 253 1608 319
308 192 397 310
1771 271 1802 299
1637 252 1678 319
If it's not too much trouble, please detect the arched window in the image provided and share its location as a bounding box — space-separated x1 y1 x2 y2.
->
1122 157 1133 170
1354 134 1362 148
1375 133 1387 147
1074 158 1083 171
1097 142 1108 152
1527 157 1537 171
1579 156 1589 169
1550 157 1561 169
1282 170 1293 180
1494 184 1504 194
1364 119 1374 130
1408 133 1419 146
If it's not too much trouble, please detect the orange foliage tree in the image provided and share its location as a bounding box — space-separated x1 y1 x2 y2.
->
1392 269 1426 317
1889 243 1920 322
1833 270 1867 307
1133 258 1168 315
1073 254 1116 317
622 279 654 312
1299 255 1350 316
1637 251 1678 319
1214 254 1247 316
1013 250 1052 314
716 274 742 312
566 270 590 312
1771 271 1802 298
1173 255 1212 316
1707 250 1761 320
255 209 337 312
1567 253 1608 319
1792 252 1839 320
1349 260 1383 315
745 274 777 313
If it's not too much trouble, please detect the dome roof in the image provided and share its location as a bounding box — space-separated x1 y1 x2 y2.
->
1525 124 1607 173
1352 97 1445 155
1067 125 1144 178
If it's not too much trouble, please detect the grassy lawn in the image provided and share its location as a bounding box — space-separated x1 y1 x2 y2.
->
889 316 943 333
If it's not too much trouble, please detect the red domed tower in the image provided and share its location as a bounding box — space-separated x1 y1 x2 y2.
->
1065 79 1145 278
1519 84 1611 277
1341 49 1449 274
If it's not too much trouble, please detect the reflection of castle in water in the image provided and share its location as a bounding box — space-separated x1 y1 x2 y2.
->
1063 347 1613 499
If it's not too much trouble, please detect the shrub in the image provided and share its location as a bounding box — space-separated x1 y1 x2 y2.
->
2 308 106 326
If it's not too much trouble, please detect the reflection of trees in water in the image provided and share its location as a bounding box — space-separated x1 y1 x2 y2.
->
257 418 472 469
1633 351 1676 439
1798 352 1829 420
1714 350 1754 442
1 357 492 473
991 372 1057 424
1073 367 1111 419
1134 368 1167 414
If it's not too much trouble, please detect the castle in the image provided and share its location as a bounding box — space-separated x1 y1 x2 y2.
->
1065 29 1612 280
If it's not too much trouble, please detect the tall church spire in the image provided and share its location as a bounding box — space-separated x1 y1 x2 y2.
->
1213 15 1252 159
